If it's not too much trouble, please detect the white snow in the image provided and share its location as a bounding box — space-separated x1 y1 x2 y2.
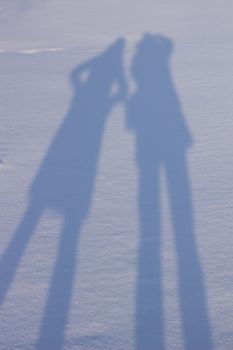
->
0 1 233 349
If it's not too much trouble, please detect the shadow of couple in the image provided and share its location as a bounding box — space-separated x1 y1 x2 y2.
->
0 34 212 350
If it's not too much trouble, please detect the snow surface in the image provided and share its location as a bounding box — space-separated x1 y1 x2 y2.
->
0 1 233 349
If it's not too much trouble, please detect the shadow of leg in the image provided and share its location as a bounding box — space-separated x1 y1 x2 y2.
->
0 201 43 306
166 154 212 350
136 163 165 350
37 211 82 350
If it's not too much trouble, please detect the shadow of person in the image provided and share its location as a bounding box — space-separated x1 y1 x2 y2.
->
0 38 127 350
127 34 212 350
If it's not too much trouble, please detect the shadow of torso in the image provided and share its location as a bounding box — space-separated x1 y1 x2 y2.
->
127 38 192 166
30 40 127 217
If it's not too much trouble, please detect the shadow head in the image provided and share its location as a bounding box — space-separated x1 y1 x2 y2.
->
131 34 173 83
70 38 125 89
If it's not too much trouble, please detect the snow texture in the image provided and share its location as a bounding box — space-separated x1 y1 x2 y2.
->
0 1 233 349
